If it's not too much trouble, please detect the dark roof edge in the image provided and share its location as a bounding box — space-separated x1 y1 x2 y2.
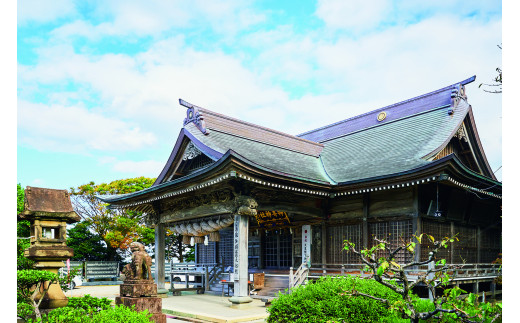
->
100 149 331 204
153 128 224 186
336 153 501 188
100 150 236 203
297 76 476 138
101 151 499 205
465 107 496 180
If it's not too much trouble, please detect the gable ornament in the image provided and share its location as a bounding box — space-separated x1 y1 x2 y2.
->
180 99 209 135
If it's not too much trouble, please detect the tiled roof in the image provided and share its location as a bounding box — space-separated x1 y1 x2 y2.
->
197 107 323 157
99 76 501 206
185 123 330 184
181 76 481 184
320 101 469 183
298 76 475 143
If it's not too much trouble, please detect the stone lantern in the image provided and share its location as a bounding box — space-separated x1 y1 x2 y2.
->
18 186 80 309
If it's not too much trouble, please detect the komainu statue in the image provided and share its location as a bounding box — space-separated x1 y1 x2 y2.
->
122 242 152 281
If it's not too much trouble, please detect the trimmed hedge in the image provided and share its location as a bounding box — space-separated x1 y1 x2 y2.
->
22 295 152 323
267 276 405 322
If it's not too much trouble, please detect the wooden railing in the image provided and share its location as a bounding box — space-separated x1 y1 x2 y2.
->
205 263 227 291
305 263 501 281
289 257 309 291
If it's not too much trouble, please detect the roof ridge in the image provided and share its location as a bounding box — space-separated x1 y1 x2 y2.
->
198 106 324 147
320 103 451 143
297 76 476 138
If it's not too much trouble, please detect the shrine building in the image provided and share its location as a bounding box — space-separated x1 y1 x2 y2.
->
100 75 502 303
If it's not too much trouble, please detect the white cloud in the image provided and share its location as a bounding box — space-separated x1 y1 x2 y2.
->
31 178 45 186
47 0 264 39
18 0 77 25
315 0 391 32
17 100 157 153
111 159 164 176
17 3 502 181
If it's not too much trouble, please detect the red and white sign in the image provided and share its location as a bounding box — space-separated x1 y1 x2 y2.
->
302 225 311 266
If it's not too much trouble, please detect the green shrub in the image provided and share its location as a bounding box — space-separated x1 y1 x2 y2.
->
30 307 91 323
89 305 152 322
267 276 404 323
17 270 59 304
66 294 112 313
26 304 152 323
17 302 34 321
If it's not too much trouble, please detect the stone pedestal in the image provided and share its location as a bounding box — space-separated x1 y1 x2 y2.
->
229 296 253 309
116 280 166 323
25 246 74 309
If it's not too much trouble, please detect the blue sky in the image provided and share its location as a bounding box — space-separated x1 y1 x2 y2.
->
16 0 503 190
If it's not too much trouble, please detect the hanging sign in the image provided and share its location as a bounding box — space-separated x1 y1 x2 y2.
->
302 225 311 266
254 211 290 228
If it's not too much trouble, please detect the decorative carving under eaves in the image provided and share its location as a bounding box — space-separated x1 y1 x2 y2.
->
169 215 234 237
455 125 468 143
144 210 159 226
164 189 234 212
234 195 258 216
252 189 306 204
182 142 202 161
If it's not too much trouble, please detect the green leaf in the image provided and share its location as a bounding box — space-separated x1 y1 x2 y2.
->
436 259 446 266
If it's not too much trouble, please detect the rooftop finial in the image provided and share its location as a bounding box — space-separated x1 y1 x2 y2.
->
179 99 209 135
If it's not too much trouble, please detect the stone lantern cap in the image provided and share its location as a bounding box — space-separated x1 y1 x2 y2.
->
18 186 80 224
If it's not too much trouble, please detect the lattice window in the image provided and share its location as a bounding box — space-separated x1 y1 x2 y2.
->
264 233 278 268
263 232 292 268
177 153 214 176
421 220 452 263
327 224 363 264
218 229 233 267
279 234 292 268
196 241 216 264
311 225 323 265
481 228 501 263
368 220 413 264
453 224 477 264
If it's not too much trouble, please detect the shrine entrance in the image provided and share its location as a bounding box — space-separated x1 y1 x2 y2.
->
263 231 292 269
254 210 293 269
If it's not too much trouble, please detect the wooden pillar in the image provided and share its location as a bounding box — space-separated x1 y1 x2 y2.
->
154 223 165 289
450 222 455 264
412 186 421 263
477 226 481 264
362 193 369 248
321 222 327 266
229 213 252 307
259 229 264 269
473 281 479 294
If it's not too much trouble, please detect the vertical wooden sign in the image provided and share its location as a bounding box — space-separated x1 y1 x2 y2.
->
302 224 311 266
233 215 240 281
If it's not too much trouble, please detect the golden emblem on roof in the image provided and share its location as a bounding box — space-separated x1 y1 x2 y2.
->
377 111 387 122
